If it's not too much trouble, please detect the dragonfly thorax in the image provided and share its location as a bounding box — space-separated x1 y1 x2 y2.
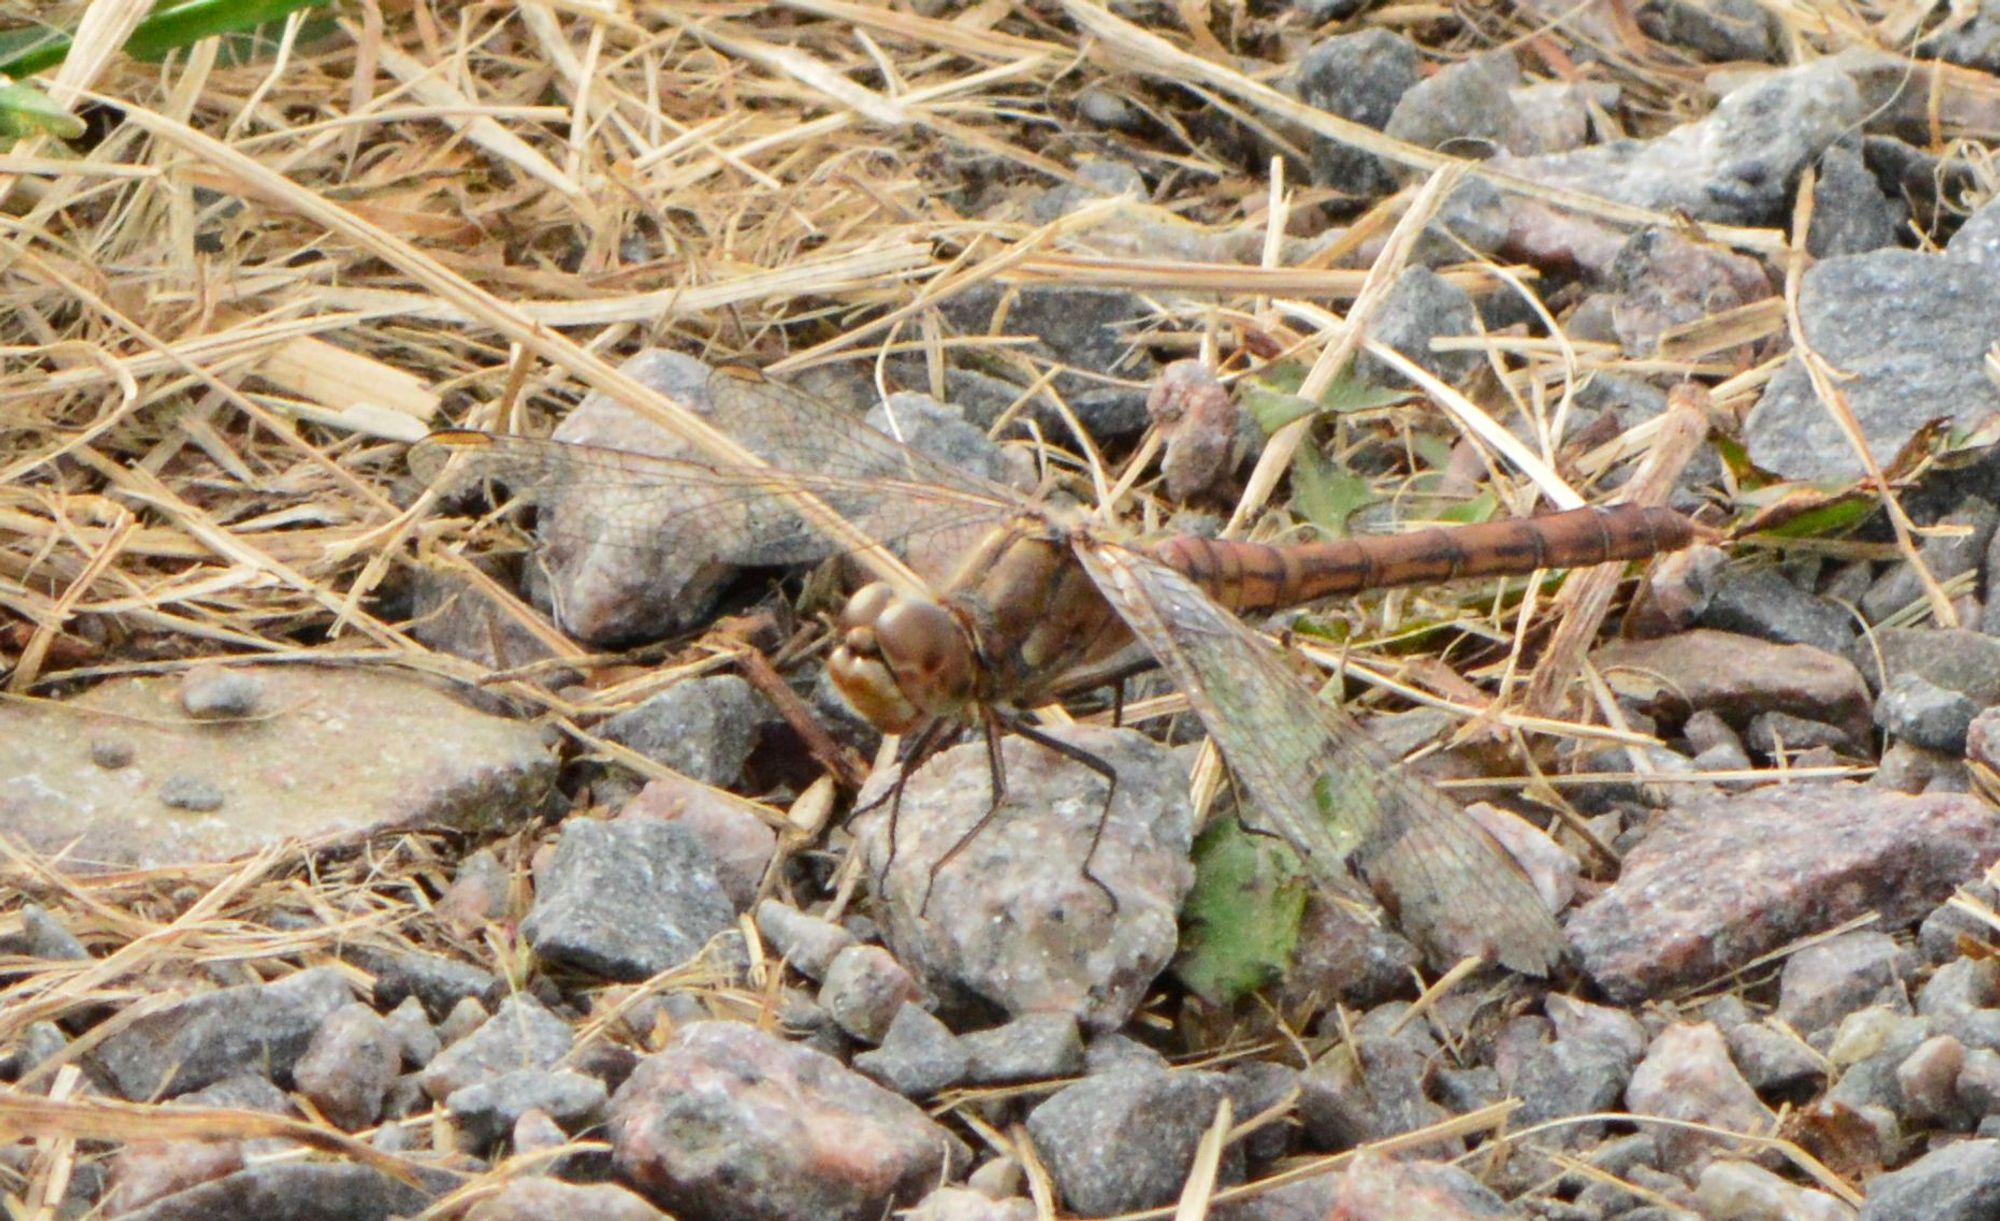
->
828 582 978 734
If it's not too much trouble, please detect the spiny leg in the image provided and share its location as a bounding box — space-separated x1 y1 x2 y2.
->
916 714 1010 918
920 708 1128 908
1006 719 1122 914
854 718 952 905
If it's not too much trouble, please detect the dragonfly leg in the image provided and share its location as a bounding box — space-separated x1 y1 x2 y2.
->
1005 719 1122 916
917 715 1010 918
855 719 952 904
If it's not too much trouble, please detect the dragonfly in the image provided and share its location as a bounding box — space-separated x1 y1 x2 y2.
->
411 363 1705 975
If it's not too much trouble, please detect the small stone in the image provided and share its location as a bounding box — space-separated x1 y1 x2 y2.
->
465 1179 670 1221
522 818 736 981
755 900 858 981
511 1107 566 1157
1696 1159 1850 1221
1856 1137 2000 1219
1744 710 1854 757
420 996 574 1102
1876 673 1979 754
621 775 776 909
1604 226 1774 359
906 1186 1037 1221
1515 996 1648 1129
383 995 441 1068
1223 1060 1301 1164
1639 0 1779 59
867 727 1193 1032
608 1021 963 1221
1696 568 1856 655
1083 1033 1169 1076
1873 627 2000 712
90 736 135 769
102 1140 247 1216
1726 1021 1824 1092
1864 499 1999 623
1896 1033 1967 1125
1596 629 1872 744
1776 931 1913 1036
1074 88 1139 132
1351 266 1482 388
1958 1048 2000 1116
382 1074 428 1123
1301 1025 1458 1158
1274 893 1423 1014
113 1163 432 1220
1921 882 2000 961
1328 1152 1521 1218
4 903 89 961
1745 253 2000 484
1571 784 2000 1003
1293 29 1420 198
92 966 353 1101
1383 51 1535 160
435 847 511 934
1917 954 2000 1008
438 995 491 1046
819 945 921 1044
961 1013 1086 1084
179 664 264 719
446 1068 608 1146
1874 741 1970 795
854 1004 969 1097
350 945 501 1021
1625 1022 1776 1170
599 675 763 788
9 1021 66 1079
292 1002 401 1130
1827 1006 1929 1068
157 774 224 812
1025 1066 1233 1216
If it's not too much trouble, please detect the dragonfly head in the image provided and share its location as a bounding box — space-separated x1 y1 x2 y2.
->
828 582 975 733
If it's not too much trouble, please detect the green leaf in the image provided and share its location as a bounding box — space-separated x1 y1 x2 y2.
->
0 0 335 78
126 0 337 62
1241 369 1411 435
1433 489 1498 525
1172 815 1310 1007
1407 432 1454 473
1242 386 1317 434
1288 614 1351 645
1292 443 1377 539
0 81 84 140
1710 431 1779 490
1745 494 1877 539
1315 376 1411 416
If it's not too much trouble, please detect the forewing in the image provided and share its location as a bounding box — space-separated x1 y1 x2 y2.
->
1074 540 1567 976
409 371 1024 569
702 367 1022 501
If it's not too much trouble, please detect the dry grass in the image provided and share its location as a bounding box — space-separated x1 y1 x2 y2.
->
3 0 1990 1214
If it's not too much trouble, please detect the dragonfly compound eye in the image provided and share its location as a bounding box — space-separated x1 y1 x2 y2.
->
875 599 974 712
826 584 971 733
838 581 897 633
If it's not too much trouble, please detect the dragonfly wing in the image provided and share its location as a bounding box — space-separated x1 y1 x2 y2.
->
410 433 1020 570
1074 540 1567 976
703 367 1024 503
411 365 1029 571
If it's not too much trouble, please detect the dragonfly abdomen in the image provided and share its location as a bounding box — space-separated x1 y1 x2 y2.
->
1152 503 1706 612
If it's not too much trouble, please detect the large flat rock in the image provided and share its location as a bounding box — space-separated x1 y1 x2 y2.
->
0 666 553 869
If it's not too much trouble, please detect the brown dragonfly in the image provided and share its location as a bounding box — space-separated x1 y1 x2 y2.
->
412 364 1704 975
